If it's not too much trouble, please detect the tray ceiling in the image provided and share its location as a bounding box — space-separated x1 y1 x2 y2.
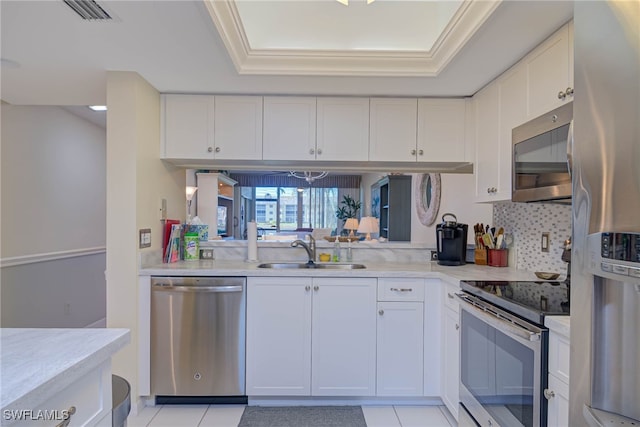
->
205 0 501 76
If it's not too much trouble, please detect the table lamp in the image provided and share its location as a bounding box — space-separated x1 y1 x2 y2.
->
357 216 379 241
185 186 198 223
344 218 359 238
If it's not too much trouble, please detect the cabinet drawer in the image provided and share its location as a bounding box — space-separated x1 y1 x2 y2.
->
378 278 424 301
549 331 570 384
442 281 460 312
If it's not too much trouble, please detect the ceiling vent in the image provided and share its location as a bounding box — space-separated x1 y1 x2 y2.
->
63 0 112 20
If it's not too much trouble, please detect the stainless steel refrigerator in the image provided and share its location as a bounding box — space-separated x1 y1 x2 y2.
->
571 1 640 425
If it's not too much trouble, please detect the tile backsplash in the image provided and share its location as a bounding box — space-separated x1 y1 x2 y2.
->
493 202 571 275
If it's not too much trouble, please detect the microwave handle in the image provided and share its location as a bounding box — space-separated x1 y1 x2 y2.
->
567 119 574 177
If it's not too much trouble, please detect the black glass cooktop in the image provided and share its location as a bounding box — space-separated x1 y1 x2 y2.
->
460 280 570 325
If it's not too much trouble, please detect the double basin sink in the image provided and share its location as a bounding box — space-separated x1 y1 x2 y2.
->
258 262 366 269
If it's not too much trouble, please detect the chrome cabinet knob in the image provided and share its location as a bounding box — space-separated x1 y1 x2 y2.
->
455 324 460 330
313 285 319 291
558 90 566 100
411 149 417 155
544 389 555 400
565 87 574 96
418 149 424 156
305 285 311 291
317 148 322 155
215 147 221 153
55 406 76 427
309 148 315 155
447 293 454 299
378 309 384 315
207 147 213 153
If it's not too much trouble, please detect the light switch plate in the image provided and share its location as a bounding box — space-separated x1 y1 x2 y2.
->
541 232 550 252
139 228 151 248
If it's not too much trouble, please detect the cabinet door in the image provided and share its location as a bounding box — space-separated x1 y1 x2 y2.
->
369 98 418 162
442 307 460 421
423 280 442 396
525 24 572 119
474 84 500 201
161 94 214 159
417 99 467 162
263 96 316 161
311 277 377 396
246 277 312 396
547 374 570 427
214 96 262 160
317 97 369 161
496 63 528 201
376 301 424 396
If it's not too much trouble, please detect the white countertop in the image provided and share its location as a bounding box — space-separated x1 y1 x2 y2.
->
140 260 543 283
545 315 571 337
1 328 130 414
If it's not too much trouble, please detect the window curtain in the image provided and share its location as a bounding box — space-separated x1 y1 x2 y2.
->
230 173 361 189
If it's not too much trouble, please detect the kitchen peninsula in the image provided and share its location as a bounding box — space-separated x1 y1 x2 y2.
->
1 328 130 426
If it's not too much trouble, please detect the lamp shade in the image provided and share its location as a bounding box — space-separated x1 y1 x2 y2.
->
357 216 379 240
185 186 198 201
344 218 359 230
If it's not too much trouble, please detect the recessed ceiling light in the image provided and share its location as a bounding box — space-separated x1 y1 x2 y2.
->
88 105 107 111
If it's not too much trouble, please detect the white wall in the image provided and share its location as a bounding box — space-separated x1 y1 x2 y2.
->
0 105 107 327
106 71 185 405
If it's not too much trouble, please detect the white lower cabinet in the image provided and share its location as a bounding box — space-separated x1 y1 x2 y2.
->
246 276 376 397
545 321 571 427
442 281 460 421
376 301 424 396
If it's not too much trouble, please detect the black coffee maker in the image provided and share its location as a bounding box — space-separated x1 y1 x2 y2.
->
436 213 468 266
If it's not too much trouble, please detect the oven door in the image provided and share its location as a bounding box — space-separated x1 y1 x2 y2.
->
457 292 547 427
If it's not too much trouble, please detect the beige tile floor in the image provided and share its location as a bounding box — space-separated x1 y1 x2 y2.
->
127 404 456 427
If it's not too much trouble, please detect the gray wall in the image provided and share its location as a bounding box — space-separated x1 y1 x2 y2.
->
1 105 106 327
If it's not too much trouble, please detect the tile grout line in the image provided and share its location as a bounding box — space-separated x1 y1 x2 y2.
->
196 405 211 427
392 406 403 427
145 404 163 427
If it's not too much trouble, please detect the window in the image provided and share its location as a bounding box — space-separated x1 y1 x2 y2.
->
251 186 343 232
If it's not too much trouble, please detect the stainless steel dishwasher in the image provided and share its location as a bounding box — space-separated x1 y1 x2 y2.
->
151 276 246 401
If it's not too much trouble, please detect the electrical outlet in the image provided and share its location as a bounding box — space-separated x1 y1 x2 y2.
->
541 232 550 252
200 249 215 260
139 228 151 248
430 250 438 261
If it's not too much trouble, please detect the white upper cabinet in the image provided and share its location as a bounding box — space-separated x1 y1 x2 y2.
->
162 94 262 160
263 96 317 161
474 83 501 201
161 94 214 159
214 96 263 160
369 98 418 162
417 99 468 162
525 23 573 120
316 97 369 161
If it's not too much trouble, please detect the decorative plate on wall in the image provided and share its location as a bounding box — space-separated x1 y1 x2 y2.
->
415 173 441 226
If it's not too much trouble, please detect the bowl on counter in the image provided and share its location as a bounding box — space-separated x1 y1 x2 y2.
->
535 271 560 280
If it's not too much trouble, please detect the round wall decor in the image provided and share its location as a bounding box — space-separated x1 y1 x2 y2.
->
415 173 441 226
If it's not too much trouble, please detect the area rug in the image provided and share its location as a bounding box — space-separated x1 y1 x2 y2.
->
238 406 367 427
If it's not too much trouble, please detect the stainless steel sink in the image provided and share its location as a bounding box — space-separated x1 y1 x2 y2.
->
257 262 366 269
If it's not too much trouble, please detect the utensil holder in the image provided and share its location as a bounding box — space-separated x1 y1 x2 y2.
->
474 248 488 265
487 249 508 267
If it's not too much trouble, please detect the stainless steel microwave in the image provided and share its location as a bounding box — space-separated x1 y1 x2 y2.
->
512 102 573 203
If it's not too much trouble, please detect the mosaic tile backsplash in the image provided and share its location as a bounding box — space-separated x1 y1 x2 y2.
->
493 201 572 275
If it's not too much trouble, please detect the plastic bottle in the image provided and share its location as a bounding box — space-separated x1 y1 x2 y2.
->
332 240 341 262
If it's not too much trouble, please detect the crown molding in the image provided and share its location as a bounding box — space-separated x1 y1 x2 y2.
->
204 0 501 77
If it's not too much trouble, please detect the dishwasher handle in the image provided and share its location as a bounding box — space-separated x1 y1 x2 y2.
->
152 284 243 293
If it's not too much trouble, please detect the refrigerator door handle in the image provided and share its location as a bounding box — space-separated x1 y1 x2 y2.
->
567 119 574 178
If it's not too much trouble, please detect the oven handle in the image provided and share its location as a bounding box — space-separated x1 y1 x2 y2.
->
456 293 542 342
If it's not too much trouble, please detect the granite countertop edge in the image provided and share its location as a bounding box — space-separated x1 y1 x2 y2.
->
1 328 130 414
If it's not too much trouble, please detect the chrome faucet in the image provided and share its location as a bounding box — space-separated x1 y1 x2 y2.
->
291 235 316 264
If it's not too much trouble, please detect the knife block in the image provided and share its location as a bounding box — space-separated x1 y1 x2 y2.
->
474 248 488 265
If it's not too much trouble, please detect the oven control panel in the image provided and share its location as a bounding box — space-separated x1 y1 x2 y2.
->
600 232 640 278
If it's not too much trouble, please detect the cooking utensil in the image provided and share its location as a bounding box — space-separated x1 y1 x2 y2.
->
482 233 494 249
